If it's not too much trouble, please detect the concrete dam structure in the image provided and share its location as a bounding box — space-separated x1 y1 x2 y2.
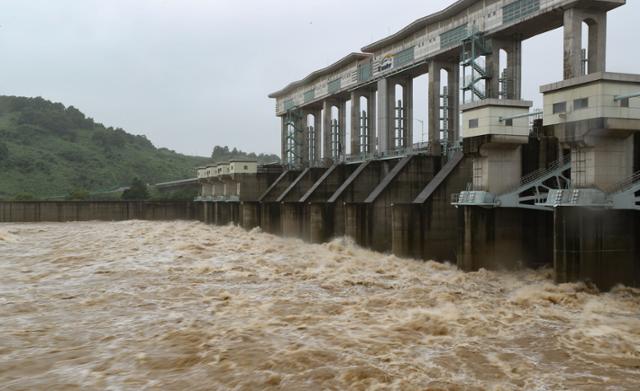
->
196 0 637 290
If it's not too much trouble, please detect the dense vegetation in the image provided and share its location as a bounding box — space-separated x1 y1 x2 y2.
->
210 145 279 165
0 96 212 199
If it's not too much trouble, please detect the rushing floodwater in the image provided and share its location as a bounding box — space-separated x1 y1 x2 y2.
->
1 221 639 390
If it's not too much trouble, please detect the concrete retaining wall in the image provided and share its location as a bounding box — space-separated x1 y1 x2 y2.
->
554 208 640 290
0 201 203 223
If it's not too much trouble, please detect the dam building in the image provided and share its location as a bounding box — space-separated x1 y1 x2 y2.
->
198 0 640 290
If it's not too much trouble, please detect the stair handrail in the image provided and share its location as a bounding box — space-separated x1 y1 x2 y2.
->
502 154 571 195
604 170 640 195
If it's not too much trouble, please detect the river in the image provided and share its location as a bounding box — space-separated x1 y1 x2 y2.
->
1 221 639 390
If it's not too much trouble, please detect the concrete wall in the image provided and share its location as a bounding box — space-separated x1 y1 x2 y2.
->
458 207 554 271
392 156 473 262
571 135 635 189
297 165 358 242
368 156 440 252
260 171 301 202
0 201 204 223
554 208 640 290
280 168 327 202
260 202 282 235
333 160 398 239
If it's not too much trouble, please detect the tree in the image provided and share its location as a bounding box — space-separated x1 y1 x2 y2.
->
0 142 8 162
13 192 35 201
66 188 90 200
121 178 150 200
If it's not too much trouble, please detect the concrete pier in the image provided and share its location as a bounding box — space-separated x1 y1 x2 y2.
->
364 155 440 252
458 207 554 271
240 201 260 230
391 152 472 261
331 159 400 241
554 208 639 290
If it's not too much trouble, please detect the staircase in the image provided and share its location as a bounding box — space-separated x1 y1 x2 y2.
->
497 155 572 210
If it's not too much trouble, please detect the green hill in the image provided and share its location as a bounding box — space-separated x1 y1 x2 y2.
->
0 96 211 199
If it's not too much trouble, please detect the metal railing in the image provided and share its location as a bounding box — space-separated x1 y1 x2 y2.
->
498 109 543 124
502 154 571 195
341 141 437 164
605 170 640 195
614 92 640 102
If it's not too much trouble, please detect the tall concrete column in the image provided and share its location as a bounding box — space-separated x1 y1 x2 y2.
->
587 14 607 74
446 63 460 144
312 110 322 166
367 90 377 154
401 79 413 149
564 8 607 79
338 100 347 160
507 40 522 100
298 111 310 167
350 91 362 156
485 50 501 99
322 100 333 165
428 61 442 155
376 78 395 153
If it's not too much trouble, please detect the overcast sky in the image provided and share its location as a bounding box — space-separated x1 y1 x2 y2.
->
1 0 638 157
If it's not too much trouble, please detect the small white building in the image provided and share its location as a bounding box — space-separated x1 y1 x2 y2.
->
229 159 258 175
541 72 640 189
461 99 533 139
541 72 640 128
196 167 207 179
216 162 230 176
461 99 534 195
205 164 218 178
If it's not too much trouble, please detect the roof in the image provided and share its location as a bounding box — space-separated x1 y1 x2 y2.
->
229 159 258 163
267 1 477 99
361 0 478 52
540 72 640 93
268 52 372 98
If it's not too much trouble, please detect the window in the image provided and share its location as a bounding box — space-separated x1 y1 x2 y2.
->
358 62 372 82
328 79 341 94
503 0 540 24
304 89 315 103
574 98 589 110
505 119 513 126
284 99 295 111
244 165 248 170
440 24 468 49
621 98 630 108
394 47 415 68
469 119 479 129
552 102 566 114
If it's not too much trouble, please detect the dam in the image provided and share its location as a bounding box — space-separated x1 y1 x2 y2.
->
4 2 640 389
1 0 638 291
198 0 640 290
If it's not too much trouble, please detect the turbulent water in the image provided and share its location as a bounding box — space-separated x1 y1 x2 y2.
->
1 221 639 390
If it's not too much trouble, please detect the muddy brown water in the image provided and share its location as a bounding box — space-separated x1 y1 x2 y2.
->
1 221 639 390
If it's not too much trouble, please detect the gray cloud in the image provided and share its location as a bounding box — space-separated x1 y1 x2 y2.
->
1 0 637 156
